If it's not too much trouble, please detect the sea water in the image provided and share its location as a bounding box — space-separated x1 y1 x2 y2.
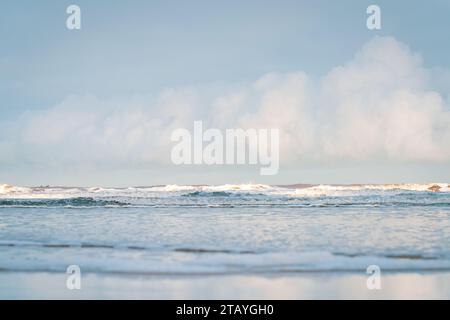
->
0 183 449 275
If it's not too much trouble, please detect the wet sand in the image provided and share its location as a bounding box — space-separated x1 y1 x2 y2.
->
1 271 449 299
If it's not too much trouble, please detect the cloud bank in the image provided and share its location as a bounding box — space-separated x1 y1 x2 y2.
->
1 36 450 171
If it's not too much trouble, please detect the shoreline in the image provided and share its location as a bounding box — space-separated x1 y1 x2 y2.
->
1 271 449 299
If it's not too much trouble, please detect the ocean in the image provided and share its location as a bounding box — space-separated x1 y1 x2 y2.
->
1 183 450 298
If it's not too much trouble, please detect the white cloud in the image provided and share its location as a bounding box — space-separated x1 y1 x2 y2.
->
319 37 450 162
1 36 450 170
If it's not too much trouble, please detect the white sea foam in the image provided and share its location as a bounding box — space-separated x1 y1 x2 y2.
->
0 182 449 200
147 184 197 192
0 184 32 195
287 183 450 197
201 183 273 192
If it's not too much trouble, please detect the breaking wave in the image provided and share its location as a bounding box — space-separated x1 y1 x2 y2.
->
0 183 449 208
291 183 450 196
0 197 130 208
1 183 449 197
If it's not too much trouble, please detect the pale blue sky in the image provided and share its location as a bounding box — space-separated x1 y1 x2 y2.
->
1 0 450 186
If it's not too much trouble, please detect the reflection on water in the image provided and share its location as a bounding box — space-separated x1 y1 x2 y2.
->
1 272 449 299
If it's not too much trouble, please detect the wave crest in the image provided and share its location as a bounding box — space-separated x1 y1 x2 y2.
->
0 183 449 202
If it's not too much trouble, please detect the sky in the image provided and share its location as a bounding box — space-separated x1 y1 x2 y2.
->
1 0 450 186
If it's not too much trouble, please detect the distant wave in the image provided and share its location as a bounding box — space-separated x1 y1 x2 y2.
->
183 191 233 197
182 190 269 198
1 183 449 208
291 183 450 195
1 183 449 197
0 197 129 208
0 184 32 195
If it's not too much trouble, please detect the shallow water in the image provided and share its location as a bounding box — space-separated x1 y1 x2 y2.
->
0 183 449 275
